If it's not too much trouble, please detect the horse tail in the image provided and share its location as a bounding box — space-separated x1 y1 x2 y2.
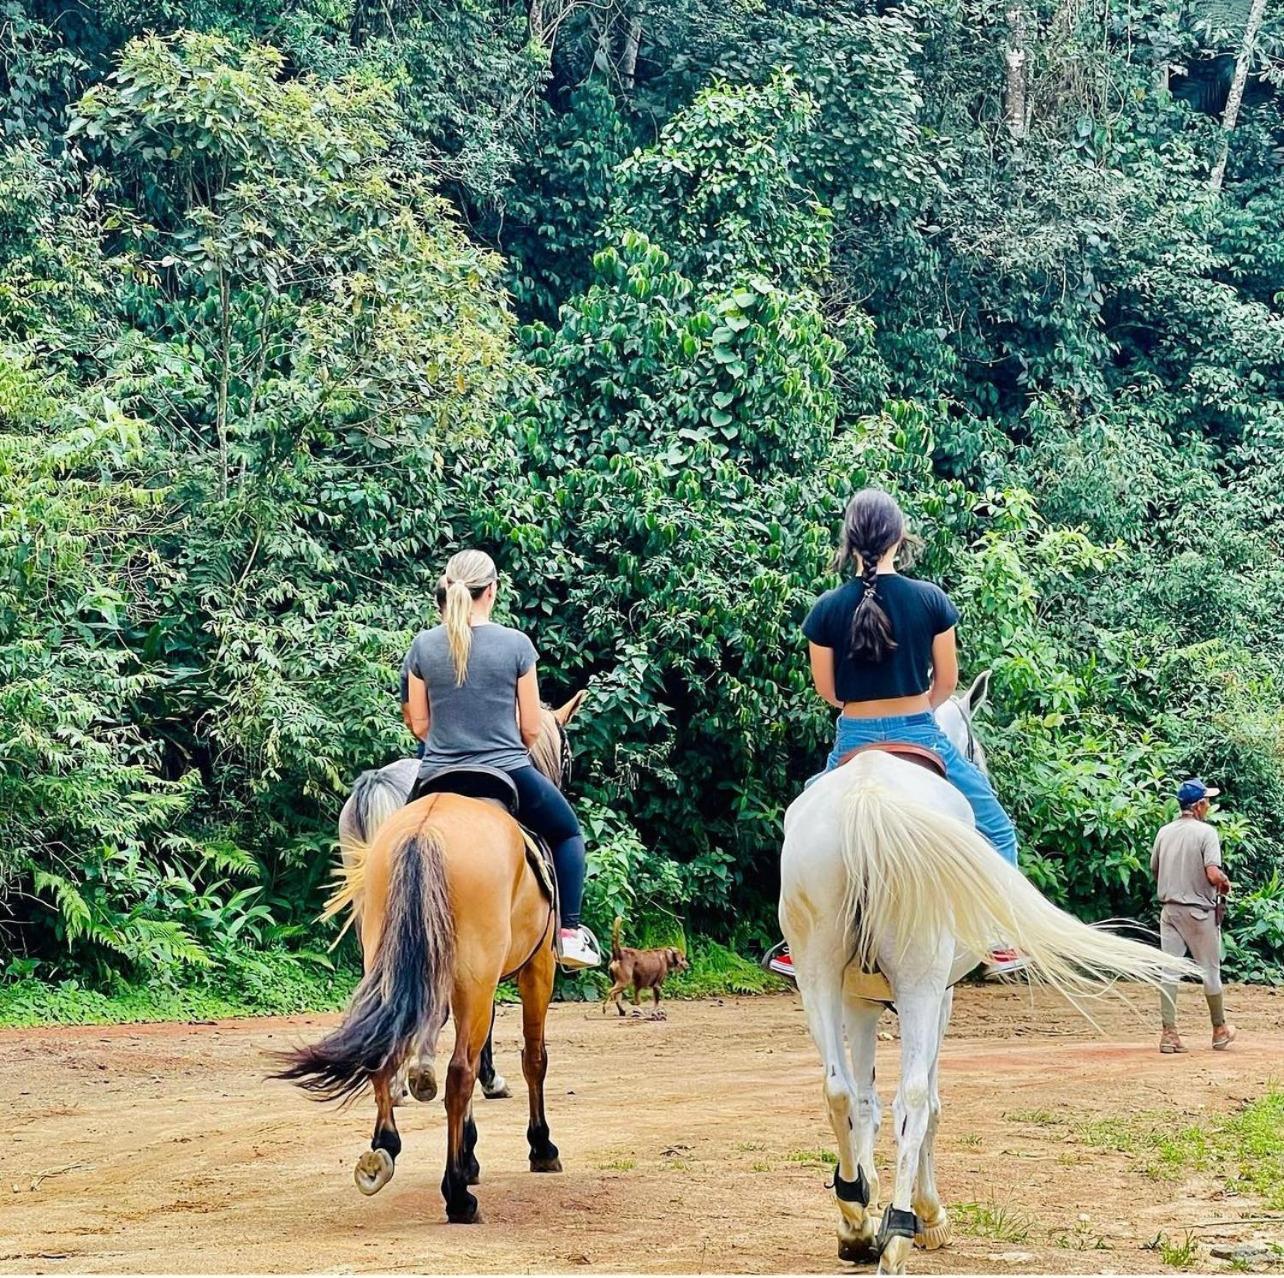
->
326 768 410 926
839 771 1198 1000
611 915 624 961
276 823 454 1102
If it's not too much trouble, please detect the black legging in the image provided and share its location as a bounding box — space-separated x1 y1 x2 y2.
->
508 765 586 927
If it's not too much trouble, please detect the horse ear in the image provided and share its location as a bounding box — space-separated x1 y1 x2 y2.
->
553 688 588 725
965 669 992 715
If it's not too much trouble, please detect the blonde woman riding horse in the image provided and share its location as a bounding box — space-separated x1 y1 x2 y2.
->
279 550 597 1223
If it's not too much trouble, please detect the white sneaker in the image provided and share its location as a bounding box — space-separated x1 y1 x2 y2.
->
558 926 601 969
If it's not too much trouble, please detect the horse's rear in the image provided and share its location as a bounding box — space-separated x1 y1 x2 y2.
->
780 750 1197 1274
277 790 559 1223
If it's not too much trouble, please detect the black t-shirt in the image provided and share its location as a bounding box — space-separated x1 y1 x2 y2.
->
803 574 960 703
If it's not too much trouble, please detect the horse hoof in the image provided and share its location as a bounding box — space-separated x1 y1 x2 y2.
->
446 1196 481 1224
838 1216 881 1264
481 1074 512 1100
408 1064 438 1103
877 1236 911 1274
915 1210 951 1251
354 1148 395 1196
838 1238 880 1264
529 1155 563 1173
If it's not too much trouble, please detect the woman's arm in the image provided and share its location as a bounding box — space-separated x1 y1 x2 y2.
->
928 628 959 709
408 672 430 740
809 643 842 709
517 666 542 749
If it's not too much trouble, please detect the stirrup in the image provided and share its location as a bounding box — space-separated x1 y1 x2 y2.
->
762 940 796 983
556 924 603 971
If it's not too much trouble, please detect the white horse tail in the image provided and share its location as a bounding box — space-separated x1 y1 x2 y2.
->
840 771 1198 1001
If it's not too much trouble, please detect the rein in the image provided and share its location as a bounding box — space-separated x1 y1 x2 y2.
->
957 703 978 765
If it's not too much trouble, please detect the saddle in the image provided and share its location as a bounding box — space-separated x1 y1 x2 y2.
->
835 741 947 777
410 766 558 903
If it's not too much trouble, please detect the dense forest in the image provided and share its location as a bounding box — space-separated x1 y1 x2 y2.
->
3 0 1284 1008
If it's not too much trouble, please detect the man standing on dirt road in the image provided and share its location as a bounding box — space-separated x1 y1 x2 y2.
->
1152 778 1236 1055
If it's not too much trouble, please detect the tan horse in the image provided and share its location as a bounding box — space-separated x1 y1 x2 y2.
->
334 696 584 1102
277 694 585 1223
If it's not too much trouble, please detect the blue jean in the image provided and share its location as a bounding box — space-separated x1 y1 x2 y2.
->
820 712 1019 867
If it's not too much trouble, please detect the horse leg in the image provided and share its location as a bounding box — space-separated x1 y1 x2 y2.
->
354 1067 400 1196
878 983 949 1275
912 989 953 1251
408 1013 447 1103
842 998 885 1261
441 992 492 1223
518 942 562 1173
478 1005 511 1099
791 937 869 1263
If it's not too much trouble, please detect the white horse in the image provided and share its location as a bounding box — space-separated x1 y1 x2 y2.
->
779 674 1195 1274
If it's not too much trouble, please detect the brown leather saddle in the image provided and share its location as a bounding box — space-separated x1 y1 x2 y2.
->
409 766 557 901
835 741 947 777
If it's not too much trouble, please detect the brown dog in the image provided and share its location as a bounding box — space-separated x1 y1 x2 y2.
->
603 917 689 1017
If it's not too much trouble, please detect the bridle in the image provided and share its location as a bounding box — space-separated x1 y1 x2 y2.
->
555 717 573 788
951 697 980 768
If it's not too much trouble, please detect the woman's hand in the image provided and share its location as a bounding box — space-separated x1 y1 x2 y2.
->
408 672 430 740
809 643 842 709
927 628 959 709
517 666 542 749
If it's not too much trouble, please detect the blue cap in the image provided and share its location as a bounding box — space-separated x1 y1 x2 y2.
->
1177 778 1220 806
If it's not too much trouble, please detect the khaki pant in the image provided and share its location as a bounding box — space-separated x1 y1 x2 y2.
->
1160 902 1223 995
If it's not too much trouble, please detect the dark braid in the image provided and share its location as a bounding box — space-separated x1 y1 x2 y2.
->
832 488 905 664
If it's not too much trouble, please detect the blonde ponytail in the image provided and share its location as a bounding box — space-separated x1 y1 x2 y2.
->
439 550 497 686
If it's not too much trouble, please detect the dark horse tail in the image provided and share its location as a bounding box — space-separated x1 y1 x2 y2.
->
276 823 454 1102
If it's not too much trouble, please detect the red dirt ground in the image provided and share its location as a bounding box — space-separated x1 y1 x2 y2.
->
1 983 1282 1273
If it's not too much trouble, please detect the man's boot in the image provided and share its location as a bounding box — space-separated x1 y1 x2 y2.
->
1208 993 1236 1050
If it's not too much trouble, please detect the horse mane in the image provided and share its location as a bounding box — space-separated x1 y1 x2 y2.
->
529 706 568 790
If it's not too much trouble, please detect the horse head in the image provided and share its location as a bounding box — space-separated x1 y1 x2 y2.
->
935 669 991 772
532 688 589 790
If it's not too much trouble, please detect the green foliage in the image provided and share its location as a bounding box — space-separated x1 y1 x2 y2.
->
3 0 1284 999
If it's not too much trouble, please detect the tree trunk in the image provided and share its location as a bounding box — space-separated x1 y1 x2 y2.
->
620 12 643 90
1210 0 1269 191
1004 2 1030 140
528 0 545 46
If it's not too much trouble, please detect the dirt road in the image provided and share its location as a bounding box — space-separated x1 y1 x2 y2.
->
2 985 1282 1273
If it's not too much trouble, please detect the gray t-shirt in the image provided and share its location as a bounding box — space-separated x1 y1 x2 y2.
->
1151 816 1221 908
405 622 537 774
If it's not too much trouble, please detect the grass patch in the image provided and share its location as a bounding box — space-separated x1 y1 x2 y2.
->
1077 1090 1284 1207
1052 1217 1111 1251
597 1156 636 1171
784 1148 838 1167
751 1160 772 1172
958 1132 983 1149
735 1140 768 1152
954 1200 1034 1242
6 932 786 1027
0 949 357 1028
1145 1230 1199 1269
1005 1107 1063 1127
